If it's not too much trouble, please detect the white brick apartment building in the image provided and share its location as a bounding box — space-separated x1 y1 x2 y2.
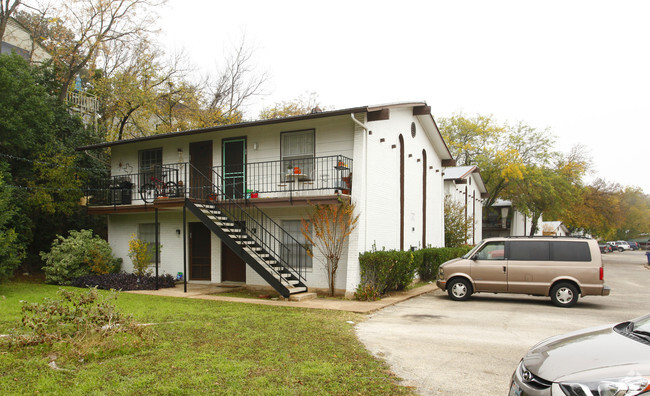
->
78 102 455 298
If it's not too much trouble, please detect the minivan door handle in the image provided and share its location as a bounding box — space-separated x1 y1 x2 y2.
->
503 266 507 273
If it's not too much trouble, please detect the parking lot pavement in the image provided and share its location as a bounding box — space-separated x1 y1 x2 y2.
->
356 251 650 395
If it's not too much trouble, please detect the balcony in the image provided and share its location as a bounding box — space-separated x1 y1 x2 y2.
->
84 155 353 209
66 90 100 115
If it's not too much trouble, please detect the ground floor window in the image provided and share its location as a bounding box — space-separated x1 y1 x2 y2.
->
282 220 312 270
138 223 160 263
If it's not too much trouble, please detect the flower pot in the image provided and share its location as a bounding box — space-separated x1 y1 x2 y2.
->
293 167 301 174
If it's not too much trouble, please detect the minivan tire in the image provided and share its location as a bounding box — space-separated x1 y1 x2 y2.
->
550 282 579 308
448 278 472 301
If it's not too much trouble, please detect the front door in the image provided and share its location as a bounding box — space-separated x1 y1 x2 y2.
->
189 141 213 201
189 222 211 280
222 138 246 199
221 242 246 282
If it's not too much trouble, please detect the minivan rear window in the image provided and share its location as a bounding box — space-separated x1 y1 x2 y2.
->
508 241 550 261
550 241 591 262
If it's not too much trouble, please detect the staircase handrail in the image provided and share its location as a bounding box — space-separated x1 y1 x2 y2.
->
187 163 308 283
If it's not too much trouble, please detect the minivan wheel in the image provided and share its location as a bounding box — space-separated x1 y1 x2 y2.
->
550 282 579 308
448 278 472 301
618 247 624 252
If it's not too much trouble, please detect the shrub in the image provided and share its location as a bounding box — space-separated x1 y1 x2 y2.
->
5 288 142 346
41 230 121 285
128 234 155 277
355 249 415 301
415 246 473 282
71 273 176 291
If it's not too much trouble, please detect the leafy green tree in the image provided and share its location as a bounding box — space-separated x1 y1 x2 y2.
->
438 114 556 208
0 53 106 270
616 187 650 240
0 165 25 282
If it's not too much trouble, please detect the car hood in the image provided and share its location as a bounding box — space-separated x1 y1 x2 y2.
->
523 324 650 382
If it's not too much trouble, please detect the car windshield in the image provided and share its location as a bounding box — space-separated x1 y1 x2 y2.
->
462 243 483 259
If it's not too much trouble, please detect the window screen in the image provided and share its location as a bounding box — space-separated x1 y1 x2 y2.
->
550 241 591 262
282 220 312 270
508 241 550 261
138 223 160 263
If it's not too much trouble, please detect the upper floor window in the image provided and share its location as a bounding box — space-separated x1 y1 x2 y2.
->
281 130 314 177
139 148 162 185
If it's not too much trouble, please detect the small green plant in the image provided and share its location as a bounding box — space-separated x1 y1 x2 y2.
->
128 234 157 277
41 230 121 285
5 287 143 347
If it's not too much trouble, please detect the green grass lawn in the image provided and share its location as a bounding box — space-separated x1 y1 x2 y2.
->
0 282 413 395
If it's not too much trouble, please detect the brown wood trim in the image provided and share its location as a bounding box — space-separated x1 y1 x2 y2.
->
422 149 427 248
413 105 431 116
481 192 489 199
367 109 390 121
454 179 468 185
399 134 404 251
441 159 457 167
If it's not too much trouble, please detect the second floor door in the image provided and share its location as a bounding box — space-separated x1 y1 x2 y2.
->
222 137 246 199
190 141 213 200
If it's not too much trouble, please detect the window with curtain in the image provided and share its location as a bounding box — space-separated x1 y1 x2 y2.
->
281 130 314 178
138 223 160 264
282 220 312 270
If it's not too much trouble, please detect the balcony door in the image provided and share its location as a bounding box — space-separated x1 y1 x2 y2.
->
222 137 246 199
190 141 213 201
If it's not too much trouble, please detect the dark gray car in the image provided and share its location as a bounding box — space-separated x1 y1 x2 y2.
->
510 314 650 396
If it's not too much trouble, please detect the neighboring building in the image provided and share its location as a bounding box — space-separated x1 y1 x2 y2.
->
78 102 456 298
542 221 568 236
443 165 488 245
0 17 50 62
483 199 543 238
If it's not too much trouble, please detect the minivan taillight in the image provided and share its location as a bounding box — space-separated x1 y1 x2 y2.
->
600 266 604 281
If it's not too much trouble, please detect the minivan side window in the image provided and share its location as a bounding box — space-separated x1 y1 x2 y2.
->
550 241 591 262
475 242 505 260
508 241 550 261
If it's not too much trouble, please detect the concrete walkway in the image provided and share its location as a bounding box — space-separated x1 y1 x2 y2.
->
125 283 438 314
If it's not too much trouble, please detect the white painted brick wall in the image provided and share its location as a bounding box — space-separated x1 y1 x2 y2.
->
106 107 450 295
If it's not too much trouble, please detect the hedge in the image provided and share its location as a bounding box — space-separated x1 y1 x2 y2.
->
355 246 472 300
71 273 176 291
413 246 473 282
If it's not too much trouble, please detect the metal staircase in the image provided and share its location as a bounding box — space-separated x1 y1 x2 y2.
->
184 164 309 298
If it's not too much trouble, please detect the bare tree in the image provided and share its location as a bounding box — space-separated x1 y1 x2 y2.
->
207 37 268 119
0 0 21 44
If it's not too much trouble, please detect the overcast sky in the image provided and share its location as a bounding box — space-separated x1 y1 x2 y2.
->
159 0 649 194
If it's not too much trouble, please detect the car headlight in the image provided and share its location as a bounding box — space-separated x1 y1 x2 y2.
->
438 267 444 277
555 376 650 396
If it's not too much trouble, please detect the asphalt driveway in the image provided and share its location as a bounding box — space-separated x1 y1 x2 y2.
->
356 250 650 395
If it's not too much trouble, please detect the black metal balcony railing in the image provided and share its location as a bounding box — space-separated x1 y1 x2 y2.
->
83 155 352 207
215 155 352 199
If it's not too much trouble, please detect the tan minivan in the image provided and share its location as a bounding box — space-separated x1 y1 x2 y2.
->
436 237 610 307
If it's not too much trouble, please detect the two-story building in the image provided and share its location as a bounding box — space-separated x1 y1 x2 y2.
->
443 165 488 245
78 102 455 298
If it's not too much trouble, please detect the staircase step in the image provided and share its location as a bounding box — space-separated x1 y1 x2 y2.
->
288 291 316 301
287 286 307 294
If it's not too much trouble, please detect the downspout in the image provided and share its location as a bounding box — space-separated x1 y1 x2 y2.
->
351 113 368 250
